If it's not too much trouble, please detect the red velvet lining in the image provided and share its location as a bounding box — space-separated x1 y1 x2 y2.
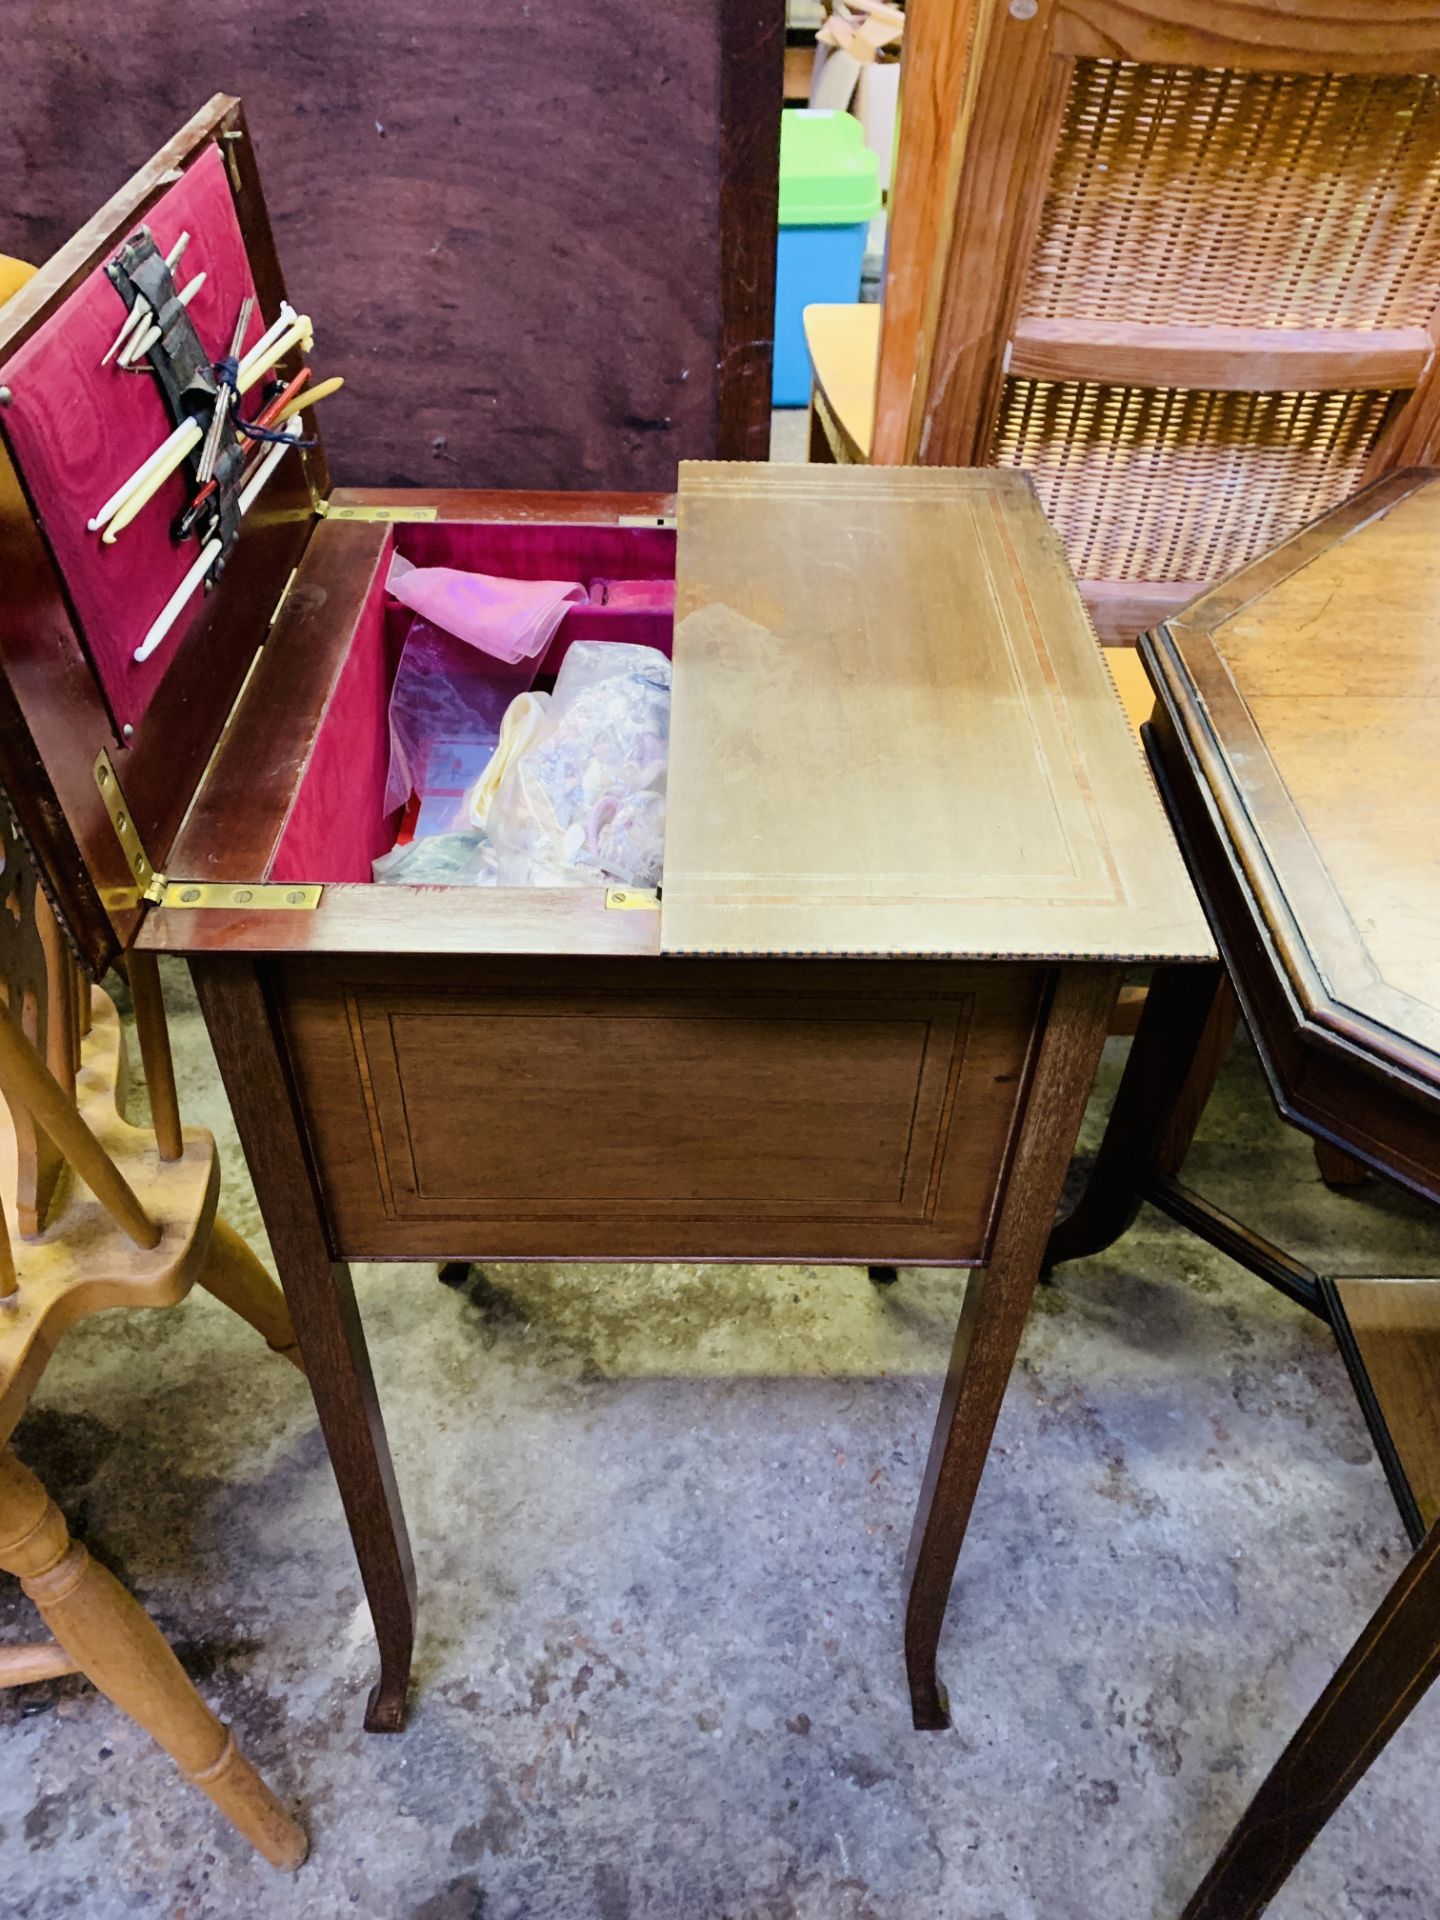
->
268 522 676 883
0 145 267 732
269 546 399 885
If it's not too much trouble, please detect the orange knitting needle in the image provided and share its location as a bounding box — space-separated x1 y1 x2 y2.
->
173 367 312 538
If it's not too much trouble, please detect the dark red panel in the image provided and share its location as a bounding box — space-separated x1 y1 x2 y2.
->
0 147 267 732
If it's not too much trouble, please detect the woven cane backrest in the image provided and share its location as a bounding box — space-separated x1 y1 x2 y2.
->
878 1 1440 641
1023 67 1440 335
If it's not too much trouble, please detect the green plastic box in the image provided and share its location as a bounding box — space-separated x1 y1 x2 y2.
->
774 110 882 405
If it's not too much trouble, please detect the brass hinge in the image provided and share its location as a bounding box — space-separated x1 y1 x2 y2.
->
95 752 322 913
93 750 159 900
605 887 659 911
316 499 439 523
147 879 323 911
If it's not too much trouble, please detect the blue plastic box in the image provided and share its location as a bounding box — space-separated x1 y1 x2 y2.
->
773 110 882 407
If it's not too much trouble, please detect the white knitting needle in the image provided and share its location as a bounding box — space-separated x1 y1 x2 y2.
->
95 312 312 539
101 297 149 368
100 232 194 366
238 302 297 380
133 422 301 664
117 271 207 368
89 428 185 530
238 313 312 389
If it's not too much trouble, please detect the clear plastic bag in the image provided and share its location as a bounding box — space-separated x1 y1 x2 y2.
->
372 829 498 887
383 554 586 816
481 642 671 889
383 620 539 817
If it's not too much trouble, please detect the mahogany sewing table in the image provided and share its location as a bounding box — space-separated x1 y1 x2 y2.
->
0 99 1211 1735
1049 469 1440 1919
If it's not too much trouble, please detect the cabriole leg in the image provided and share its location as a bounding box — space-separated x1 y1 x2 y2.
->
190 955 416 1733
904 967 1120 1730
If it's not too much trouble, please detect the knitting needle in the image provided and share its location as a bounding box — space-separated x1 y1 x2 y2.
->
134 422 301 664
97 315 313 540
101 297 150 367
117 271 207 368
89 419 198 531
101 430 204 541
238 311 312 384
174 367 313 537
99 232 195 366
172 372 340 538
196 294 253 485
238 302 298 380
271 374 343 427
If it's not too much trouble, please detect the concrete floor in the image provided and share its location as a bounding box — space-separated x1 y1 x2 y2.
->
2 964 1439 1919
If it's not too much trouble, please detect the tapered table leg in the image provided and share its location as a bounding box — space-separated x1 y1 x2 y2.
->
1183 1518 1440 1920
191 956 417 1732
904 966 1120 1730
1045 960 1227 1272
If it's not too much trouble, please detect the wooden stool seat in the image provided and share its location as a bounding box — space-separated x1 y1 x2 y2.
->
804 302 879 464
0 989 220 1443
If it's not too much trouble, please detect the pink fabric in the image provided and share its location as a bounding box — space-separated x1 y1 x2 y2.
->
392 524 677 670
0 146 267 732
387 554 586 664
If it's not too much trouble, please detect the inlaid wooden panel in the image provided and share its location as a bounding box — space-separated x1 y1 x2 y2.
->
1153 470 1440 1070
662 464 1212 962
275 955 1045 1263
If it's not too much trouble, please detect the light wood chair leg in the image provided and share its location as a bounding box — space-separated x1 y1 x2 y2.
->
124 951 183 1164
0 1448 307 1870
198 1217 305 1372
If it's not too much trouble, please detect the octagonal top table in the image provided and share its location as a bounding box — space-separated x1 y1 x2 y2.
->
1050 466 1440 1920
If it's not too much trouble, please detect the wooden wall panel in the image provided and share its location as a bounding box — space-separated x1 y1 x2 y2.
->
1 0 781 490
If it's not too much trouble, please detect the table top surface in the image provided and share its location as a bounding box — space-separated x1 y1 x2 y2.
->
1148 468 1440 1070
662 463 1213 962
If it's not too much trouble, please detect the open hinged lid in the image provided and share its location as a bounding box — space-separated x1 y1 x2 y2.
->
1144 467 1440 1085
0 95 327 974
661 464 1214 962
